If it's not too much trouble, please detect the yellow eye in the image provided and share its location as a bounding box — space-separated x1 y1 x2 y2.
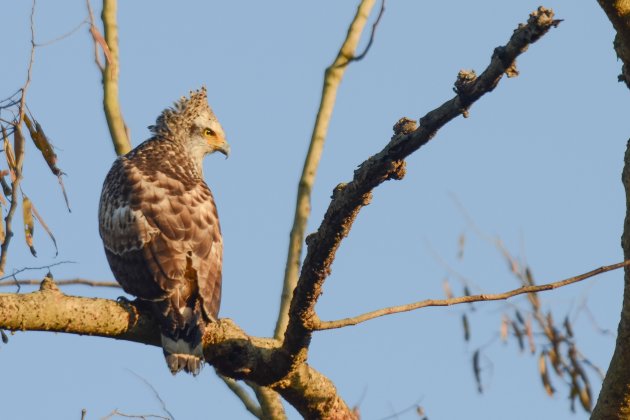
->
204 128 216 137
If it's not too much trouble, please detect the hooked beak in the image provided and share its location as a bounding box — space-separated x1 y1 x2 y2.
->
216 140 230 159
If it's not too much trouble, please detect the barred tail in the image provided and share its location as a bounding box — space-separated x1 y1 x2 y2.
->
154 294 207 376
161 334 204 375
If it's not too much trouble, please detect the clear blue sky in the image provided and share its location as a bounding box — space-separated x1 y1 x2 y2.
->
1 1 626 419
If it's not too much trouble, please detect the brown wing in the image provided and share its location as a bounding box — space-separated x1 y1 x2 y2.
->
99 157 223 319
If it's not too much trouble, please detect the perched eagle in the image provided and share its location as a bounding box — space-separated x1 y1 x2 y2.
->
98 87 229 375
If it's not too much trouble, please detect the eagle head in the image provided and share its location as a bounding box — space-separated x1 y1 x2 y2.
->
149 86 230 165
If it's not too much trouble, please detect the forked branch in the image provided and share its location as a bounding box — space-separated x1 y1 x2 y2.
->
275 0 378 340
282 7 562 361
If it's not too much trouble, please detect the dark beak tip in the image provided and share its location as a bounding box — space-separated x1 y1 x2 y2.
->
222 144 231 159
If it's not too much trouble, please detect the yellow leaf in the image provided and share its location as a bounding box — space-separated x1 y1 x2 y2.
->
539 351 554 396
22 195 36 256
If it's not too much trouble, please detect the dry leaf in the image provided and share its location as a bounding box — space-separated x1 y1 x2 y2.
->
472 349 482 393
525 266 535 286
22 194 36 256
89 24 113 67
0 170 12 200
578 386 591 412
0 201 5 245
526 316 535 354
2 126 16 179
13 123 24 175
548 347 562 376
23 114 70 212
30 200 58 256
500 314 509 343
539 351 555 396
511 321 524 352
462 313 470 342
442 278 453 299
564 316 574 338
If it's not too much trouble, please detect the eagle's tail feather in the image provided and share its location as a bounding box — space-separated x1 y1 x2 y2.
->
155 290 207 376
161 334 204 376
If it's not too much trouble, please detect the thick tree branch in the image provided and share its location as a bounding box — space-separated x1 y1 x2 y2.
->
593 139 630 419
275 0 378 340
0 278 354 419
314 260 630 330
592 3 630 418
597 0 630 88
282 7 561 363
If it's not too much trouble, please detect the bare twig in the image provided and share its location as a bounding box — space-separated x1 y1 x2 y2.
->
283 7 561 361
18 0 37 126
126 370 175 420
218 375 263 419
314 260 629 330
0 278 120 288
274 0 378 340
100 409 171 420
378 397 424 420
86 0 104 71
35 19 89 47
0 261 75 282
349 0 386 63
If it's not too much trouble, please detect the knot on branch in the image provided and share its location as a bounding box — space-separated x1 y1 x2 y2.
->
305 232 316 246
494 46 519 78
528 7 561 31
453 70 477 116
331 183 347 200
393 117 417 136
517 7 561 46
454 70 477 97
386 160 406 181
39 275 60 293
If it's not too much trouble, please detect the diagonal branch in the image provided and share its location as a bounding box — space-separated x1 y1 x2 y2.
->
282 7 561 361
218 375 263 419
314 260 630 330
275 0 378 340
247 382 287 420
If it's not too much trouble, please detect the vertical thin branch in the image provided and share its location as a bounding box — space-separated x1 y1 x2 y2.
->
18 0 37 126
274 0 377 340
0 0 36 276
100 0 131 156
